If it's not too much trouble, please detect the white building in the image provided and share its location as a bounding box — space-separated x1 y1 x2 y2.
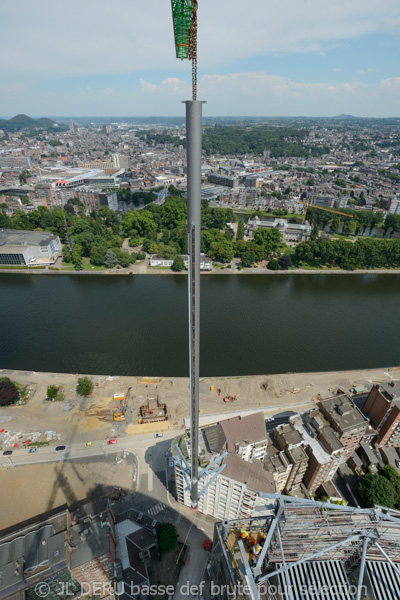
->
247 216 312 241
0 229 62 266
173 413 274 519
150 253 212 270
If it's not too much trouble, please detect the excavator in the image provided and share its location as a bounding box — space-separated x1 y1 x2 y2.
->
223 395 237 403
113 387 132 421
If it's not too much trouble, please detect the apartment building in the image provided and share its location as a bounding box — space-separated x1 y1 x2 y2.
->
318 395 368 463
207 174 239 188
263 434 292 492
273 424 309 492
173 413 275 519
291 411 343 494
362 382 400 447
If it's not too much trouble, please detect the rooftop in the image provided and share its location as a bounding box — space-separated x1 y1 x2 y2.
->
220 412 268 453
223 453 276 494
0 229 58 247
319 394 368 432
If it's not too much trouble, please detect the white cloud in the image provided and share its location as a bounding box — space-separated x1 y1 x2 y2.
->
380 77 400 90
140 77 191 96
200 72 362 101
0 0 400 77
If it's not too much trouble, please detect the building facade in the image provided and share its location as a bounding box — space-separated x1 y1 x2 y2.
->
173 413 275 519
247 216 312 242
318 394 369 463
0 229 62 266
362 382 400 447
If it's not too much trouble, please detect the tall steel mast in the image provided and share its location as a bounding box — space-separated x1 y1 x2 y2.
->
170 0 203 509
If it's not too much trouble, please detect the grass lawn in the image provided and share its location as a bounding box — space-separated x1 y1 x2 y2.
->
331 233 356 241
61 260 108 271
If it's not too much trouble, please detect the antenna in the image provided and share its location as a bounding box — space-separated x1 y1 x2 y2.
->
170 0 204 510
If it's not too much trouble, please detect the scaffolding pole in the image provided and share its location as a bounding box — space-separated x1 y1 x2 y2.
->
184 99 205 509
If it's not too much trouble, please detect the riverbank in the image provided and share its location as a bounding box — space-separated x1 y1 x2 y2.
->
1 366 399 437
2 263 400 276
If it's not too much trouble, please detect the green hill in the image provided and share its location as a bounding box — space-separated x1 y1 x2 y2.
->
0 114 58 132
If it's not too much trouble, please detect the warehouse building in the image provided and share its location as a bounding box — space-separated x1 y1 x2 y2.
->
0 229 62 266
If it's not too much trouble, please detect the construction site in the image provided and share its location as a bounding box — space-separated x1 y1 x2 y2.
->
211 495 400 600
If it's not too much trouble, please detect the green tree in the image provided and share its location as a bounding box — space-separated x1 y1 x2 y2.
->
171 255 185 272
241 250 256 268
357 472 397 508
76 377 94 397
63 245 72 263
0 378 19 405
314 488 329 502
343 219 357 235
278 254 293 270
335 178 347 188
306 178 315 186
310 225 319 241
104 249 118 268
47 385 59 399
330 217 340 234
268 259 280 270
157 523 177 554
90 244 108 266
236 219 245 241
72 243 83 271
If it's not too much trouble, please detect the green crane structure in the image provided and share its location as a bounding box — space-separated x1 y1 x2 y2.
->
170 0 192 59
170 0 198 99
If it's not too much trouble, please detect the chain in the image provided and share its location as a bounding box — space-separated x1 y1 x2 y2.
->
188 0 198 100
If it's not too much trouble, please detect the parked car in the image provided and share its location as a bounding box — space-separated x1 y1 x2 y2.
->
85 442 92 447
154 433 163 438
168 457 174 468
55 445 66 451
107 439 117 445
3 451 12 456
203 539 213 551
267 417 275 422
28 448 37 454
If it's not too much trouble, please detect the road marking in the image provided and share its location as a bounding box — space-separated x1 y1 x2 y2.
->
147 503 166 516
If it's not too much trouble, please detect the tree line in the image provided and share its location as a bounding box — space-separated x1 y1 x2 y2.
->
295 236 400 270
201 126 330 157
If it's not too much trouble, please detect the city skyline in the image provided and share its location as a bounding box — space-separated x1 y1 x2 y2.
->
1 0 400 117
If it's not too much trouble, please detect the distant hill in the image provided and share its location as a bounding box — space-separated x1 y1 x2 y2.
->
332 114 356 119
0 114 58 132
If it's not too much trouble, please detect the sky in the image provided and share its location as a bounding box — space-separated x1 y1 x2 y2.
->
1 0 400 118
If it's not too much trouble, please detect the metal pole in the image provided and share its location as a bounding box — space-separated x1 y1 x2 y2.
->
184 99 205 509
375 542 400 578
355 536 369 600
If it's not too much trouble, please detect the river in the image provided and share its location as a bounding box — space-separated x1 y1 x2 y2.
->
0 273 399 376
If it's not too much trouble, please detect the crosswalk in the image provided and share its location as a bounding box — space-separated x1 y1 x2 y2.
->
147 502 167 516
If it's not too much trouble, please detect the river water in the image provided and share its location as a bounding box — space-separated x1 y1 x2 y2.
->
0 273 399 376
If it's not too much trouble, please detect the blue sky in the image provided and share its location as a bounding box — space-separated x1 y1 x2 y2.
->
1 0 400 117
